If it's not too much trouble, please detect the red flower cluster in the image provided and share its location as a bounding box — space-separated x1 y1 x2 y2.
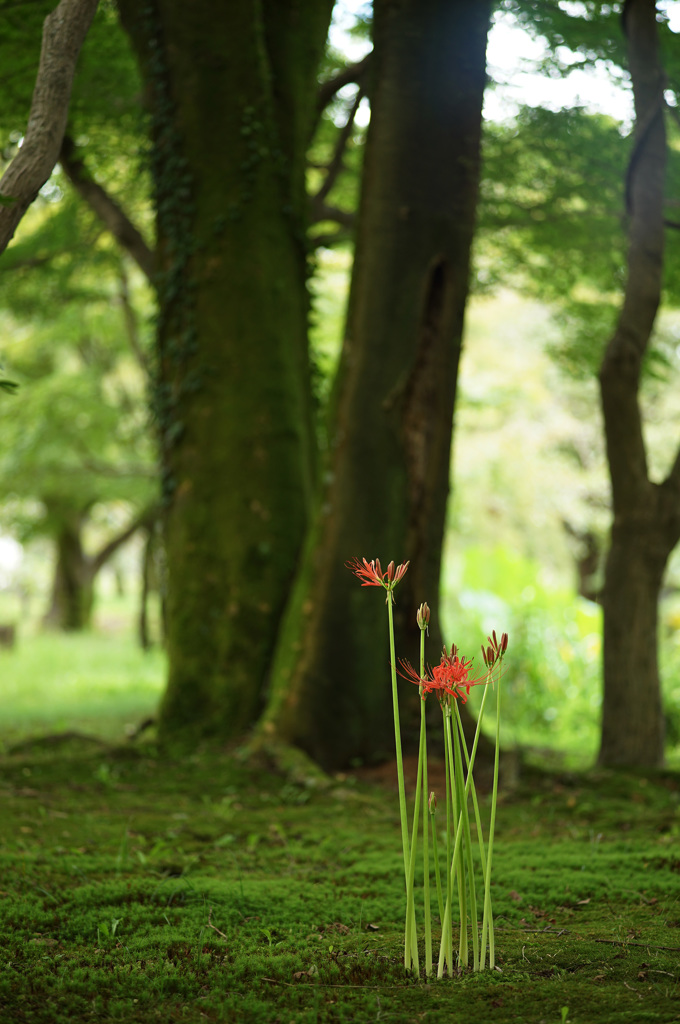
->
399 644 488 704
346 557 409 591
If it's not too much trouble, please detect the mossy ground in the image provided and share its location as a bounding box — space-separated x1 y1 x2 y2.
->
1 740 679 1023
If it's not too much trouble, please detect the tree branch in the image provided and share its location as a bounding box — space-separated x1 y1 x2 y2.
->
0 0 99 255
77 454 157 479
665 442 680 492
314 53 371 127
313 88 363 207
59 134 156 282
0 1 49 11
308 228 352 249
92 503 160 573
658 445 680 553
308 197 355 231
117 263 152 377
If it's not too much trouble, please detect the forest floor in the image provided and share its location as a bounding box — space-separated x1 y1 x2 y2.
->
0 736 679 1023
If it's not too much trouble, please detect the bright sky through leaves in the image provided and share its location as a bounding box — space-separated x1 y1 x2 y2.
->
331 0 680 127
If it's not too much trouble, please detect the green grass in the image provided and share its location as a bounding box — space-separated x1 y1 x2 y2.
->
1 741 680 1023
0 629 165 750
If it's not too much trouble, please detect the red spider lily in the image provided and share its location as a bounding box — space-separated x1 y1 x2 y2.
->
346 557 409 591
398 646 490 704
434 646 476 700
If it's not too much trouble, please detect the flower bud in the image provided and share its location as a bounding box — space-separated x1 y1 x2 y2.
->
428 791 437 815
416 602 430 631
393 561 409 585
501 632 509 654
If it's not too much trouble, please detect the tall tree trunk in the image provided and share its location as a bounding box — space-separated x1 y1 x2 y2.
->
43 508 94 630
259 0 492 771
117 1 333 743
600 519 667 763
598 0 680 767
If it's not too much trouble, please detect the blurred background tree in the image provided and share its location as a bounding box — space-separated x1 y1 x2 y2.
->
0 183 157 629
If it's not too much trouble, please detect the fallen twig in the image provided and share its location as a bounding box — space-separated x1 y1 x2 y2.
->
260 977 417 990
207 908 228 941
592 938 680 952
497 925 680 952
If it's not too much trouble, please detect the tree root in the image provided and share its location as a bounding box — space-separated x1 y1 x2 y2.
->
237 735 332 790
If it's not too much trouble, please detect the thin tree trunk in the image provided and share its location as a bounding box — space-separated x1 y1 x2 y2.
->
117 0 333 743
599 520 666 763
139 527 153 650
260 0 492 771
597 0 680 767
0 0 99 254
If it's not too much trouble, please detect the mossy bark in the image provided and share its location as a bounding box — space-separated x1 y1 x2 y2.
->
117 0 333 742
260 0 491 771
598 0 680 768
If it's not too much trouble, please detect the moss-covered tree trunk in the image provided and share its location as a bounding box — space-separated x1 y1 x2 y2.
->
117 0 333 742
260 0 491 771
598 0 680 767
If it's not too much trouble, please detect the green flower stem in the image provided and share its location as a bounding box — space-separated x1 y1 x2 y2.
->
456 664 497 971
446 710 467 969
437 681 493 977
413 696 430 974
419 628 432 976
451 706 479 972
454 701 488 891
436 782 470 978
436 869 452 977
438 708 463 976
480 663 503 970
405 726 423 976
386 596 410 882
442 710 454 975
430 800 444 928
386 595 417 971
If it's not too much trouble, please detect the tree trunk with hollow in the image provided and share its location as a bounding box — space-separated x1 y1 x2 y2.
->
260 0 492 771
